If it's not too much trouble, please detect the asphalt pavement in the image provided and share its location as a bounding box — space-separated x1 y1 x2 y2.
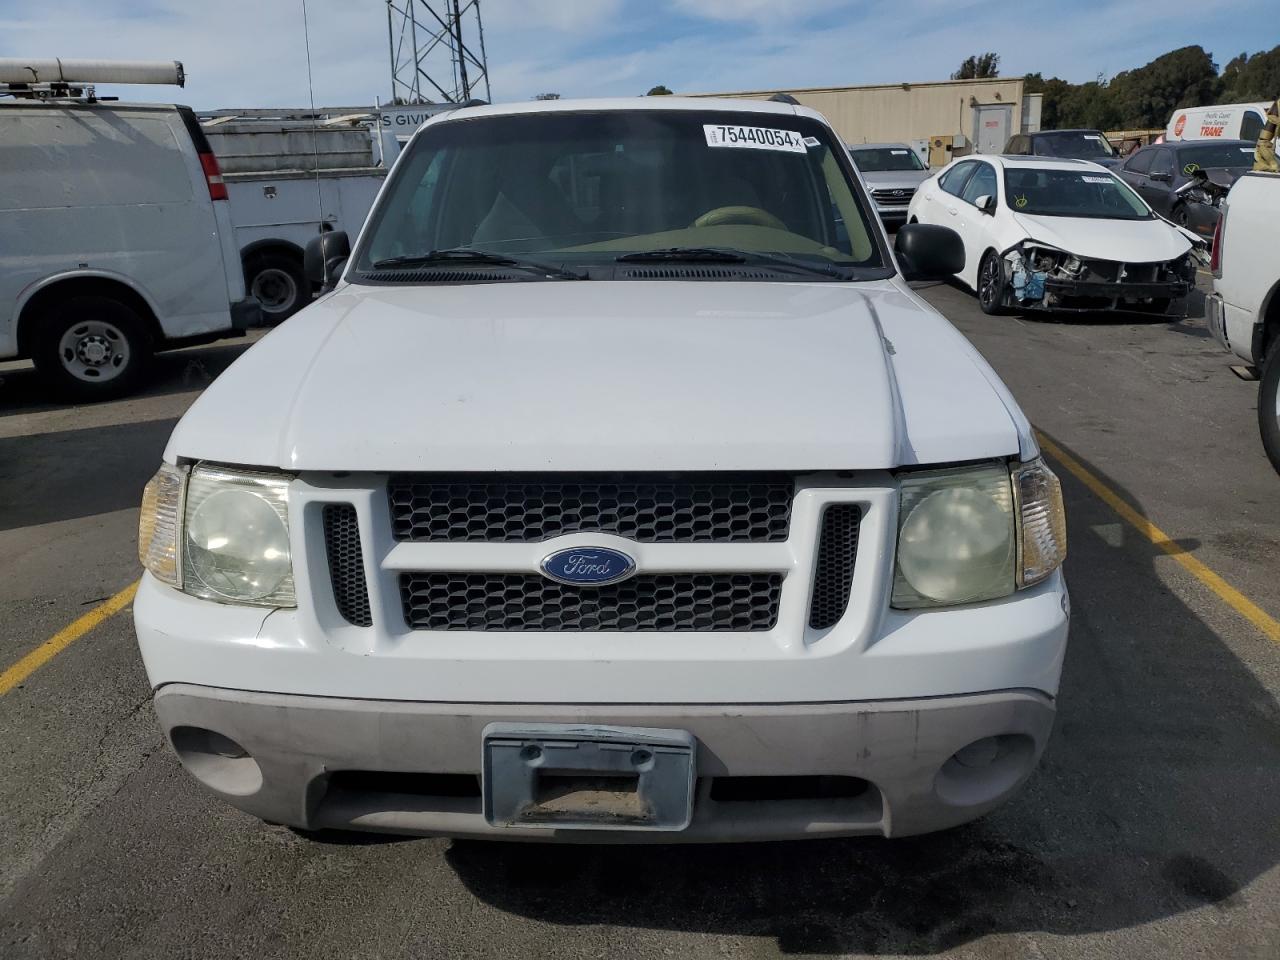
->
2 280 1279 960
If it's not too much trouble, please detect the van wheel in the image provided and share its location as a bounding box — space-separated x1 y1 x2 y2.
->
977 251 1007 316
245 251 309 323
31 296 152 402
1259 341 1280 475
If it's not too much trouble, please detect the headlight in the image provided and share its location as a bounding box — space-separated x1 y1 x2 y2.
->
893 464 1016 607
182 466 295 607
139 464 187 586
893 458 1066 609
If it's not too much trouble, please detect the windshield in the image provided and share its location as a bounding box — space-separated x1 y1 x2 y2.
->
1005 168 1151 220
1176 142 1256 172
848 147 926 172
1034 132 1116 159
352 110 885 280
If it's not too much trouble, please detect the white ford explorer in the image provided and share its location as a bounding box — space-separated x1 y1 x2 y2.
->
134 97 1069 841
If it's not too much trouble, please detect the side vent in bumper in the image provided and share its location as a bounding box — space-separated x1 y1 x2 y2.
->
322 504 373 627
808 504 862 630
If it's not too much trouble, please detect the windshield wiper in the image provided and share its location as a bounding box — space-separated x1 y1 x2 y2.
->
370 248 585 279
742 250 852 278
616 247 749 263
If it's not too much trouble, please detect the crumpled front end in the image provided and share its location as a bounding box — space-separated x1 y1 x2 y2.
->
1000 242 1197 314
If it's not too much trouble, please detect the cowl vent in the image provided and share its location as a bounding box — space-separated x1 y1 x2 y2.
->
620 267 779 280
355 270 522 284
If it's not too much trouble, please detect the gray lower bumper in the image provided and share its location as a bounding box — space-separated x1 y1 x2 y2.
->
154 685 1056 842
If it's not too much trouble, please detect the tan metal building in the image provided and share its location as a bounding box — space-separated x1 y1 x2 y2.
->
694 78 1039 166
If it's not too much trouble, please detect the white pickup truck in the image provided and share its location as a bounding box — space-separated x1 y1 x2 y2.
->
1206 171 1280 472
134 97 1069 842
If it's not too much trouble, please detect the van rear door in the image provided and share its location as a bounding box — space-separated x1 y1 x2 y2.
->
176 106 247 305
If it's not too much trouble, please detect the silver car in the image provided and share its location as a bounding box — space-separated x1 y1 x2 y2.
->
847 142 932 226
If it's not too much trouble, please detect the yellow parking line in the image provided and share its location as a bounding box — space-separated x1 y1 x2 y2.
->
1037 431 1280 644
0 580 140 696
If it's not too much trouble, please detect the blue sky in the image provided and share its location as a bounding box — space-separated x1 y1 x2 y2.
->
0 0 1273 109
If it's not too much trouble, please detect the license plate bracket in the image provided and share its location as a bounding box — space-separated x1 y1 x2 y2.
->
482 723 695 831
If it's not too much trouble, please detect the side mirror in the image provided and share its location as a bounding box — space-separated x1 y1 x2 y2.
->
304 231 351 289
894 223 965 281
975 194 996 214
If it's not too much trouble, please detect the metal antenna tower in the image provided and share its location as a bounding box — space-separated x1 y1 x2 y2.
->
386 0 490 104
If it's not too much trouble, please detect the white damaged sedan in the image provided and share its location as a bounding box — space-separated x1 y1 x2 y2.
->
908 155 1199 315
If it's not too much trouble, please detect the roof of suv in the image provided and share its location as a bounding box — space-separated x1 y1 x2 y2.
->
424 95 828 125
1028 128 1106 137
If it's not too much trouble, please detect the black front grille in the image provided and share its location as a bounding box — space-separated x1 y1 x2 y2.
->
872 188 915 202
323 504 372 627
388 474 794 543
808 504 861 630
400 572 783 632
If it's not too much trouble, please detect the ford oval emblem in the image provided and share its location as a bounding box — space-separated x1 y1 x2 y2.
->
540 547 636 587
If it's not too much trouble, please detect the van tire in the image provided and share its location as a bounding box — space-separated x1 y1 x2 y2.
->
31 296 152 402
245 251 309 323
1259 341 1280 475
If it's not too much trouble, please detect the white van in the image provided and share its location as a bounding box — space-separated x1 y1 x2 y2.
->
1166 102 1270 143
0 100 260 400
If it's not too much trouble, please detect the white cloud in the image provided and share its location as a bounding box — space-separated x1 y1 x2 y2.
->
484 0 625 32
667 0 851 25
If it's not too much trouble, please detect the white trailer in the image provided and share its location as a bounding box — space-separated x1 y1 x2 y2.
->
203 117 386 320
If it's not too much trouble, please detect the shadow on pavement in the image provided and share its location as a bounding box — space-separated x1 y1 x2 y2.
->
445 434 1280 954
0 418 180 532
0 337 255 418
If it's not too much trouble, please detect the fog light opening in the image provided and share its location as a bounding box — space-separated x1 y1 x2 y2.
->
170 726 264 796
934 734 1035 807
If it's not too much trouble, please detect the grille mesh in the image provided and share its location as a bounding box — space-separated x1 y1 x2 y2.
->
322 504 373 627
871 188 916 202
808 504 862 630
400 572 783 632
388 475 794 543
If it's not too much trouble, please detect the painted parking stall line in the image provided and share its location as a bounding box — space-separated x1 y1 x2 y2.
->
1037 431 1280 645
0 580 140 696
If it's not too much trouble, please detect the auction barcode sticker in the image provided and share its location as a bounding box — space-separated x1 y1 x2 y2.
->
704 124 807 153
1081 175 1112 183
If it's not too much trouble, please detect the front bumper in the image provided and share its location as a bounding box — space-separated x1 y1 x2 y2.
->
874 204 910 223
154 684 1055 841
1025 278 1190 313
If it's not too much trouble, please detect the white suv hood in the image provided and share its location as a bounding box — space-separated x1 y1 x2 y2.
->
167 280 1027 472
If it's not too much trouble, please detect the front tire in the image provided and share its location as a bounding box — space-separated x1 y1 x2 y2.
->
977 251 1007 316
31 295 152 402
245 251 309 323
1259 340 1280 476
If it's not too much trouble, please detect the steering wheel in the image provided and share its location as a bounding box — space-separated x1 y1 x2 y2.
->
691 205 787 230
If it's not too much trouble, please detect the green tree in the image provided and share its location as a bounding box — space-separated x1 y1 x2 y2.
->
1220 45 1280 101
952 53 1000 80
646 84 673 96
1108 45 1221 127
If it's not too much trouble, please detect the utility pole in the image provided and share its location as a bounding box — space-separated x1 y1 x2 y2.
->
386 0 490 105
